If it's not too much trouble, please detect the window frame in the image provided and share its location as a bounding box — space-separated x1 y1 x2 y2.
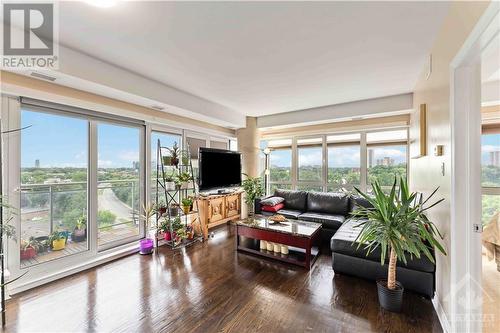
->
261 128 409 195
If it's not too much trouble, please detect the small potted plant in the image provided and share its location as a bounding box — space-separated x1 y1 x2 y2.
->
156 201 167 216
351 177 446 312
34 236 50 253
242 173 264 217
20 237 39 260
49 231 67 251
178 172 193 189
161 216 182 241
181 197 193 214
169 203 179 217
139 203 156 255
72 214 87 243
165 173 176 191
167 142 181 167
186 225 194 240
174 226 187 246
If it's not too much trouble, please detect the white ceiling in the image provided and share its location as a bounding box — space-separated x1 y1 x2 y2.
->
55 1 450 117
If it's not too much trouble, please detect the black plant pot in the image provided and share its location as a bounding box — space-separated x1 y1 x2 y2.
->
376 279 404 312
72 228 87 243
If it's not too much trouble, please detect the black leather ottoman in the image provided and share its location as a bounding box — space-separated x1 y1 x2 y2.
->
331 219 436 298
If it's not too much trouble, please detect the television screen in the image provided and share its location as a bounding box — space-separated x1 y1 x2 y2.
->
199 148 241 190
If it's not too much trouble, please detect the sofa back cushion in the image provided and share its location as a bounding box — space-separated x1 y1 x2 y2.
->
307 191 350 215
274 189 308 211
349 195 374 214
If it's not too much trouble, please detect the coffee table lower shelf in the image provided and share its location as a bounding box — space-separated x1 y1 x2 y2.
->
237 237 320 269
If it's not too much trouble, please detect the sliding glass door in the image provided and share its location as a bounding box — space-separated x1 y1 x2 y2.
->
20 109 89 268
97 123 143 249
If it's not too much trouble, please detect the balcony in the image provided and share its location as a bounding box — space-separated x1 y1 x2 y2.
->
20 179 140 268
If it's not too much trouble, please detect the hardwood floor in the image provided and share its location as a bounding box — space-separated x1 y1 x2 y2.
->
5 225 442 333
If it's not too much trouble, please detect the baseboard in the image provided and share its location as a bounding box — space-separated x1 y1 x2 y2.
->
432 292 451 333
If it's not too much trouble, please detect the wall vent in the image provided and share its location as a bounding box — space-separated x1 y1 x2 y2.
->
151 105 165 111
30 71 57 82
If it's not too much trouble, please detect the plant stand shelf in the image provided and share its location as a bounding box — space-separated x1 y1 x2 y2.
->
155 140 203 250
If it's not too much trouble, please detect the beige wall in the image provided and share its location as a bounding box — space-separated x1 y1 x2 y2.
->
409 0 490 323
0 71 235 136
236 117 260 177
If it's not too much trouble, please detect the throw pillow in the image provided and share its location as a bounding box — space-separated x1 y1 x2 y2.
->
260 196 285 206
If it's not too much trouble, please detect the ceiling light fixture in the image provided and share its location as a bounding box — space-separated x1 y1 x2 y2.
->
85 0 118 8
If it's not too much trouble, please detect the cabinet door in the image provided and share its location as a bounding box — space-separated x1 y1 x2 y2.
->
208 198 225 223
226 195 240 218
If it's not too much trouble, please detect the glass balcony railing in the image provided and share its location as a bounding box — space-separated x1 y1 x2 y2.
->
20 179 140 268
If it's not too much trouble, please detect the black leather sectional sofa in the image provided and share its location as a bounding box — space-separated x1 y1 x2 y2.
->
255 189 436 298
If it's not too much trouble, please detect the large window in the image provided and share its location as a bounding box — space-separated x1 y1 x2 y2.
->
327 134 360 192
297 138 322 183
482 133 500 226
261 129 408 194
20 110 89 268
97 123 142 248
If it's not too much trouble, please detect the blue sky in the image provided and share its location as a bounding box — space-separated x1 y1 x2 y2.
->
482 134 500 165
21 110 140 168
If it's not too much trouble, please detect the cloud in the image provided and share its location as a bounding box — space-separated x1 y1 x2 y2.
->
98 160 113 167
482 145 500 153
298 150 322 166
118 150 139 162
328 147 360 168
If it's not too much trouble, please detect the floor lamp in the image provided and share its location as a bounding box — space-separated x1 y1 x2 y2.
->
262 148 271 196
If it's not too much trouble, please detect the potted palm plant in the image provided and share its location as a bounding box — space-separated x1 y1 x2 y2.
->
167 142 181 167
241 174 263 217
351 177 446 312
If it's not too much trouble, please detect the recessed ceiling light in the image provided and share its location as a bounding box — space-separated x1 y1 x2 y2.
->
85 0 118 8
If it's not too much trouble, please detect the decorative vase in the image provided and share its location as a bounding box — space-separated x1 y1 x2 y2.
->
266 241 273 251
376 279 404 312
165 182 176 191
139 238 154 255
280 244 289 255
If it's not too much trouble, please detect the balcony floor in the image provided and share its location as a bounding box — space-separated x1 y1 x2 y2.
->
20 225 139 268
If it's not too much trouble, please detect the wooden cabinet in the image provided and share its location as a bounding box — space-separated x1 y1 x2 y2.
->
197 191 242 238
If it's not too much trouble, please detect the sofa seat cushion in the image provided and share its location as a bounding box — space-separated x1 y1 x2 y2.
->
274 189 308 211
331 219 435 273
298 212 345 230
276 209 303 219
307 191 351 216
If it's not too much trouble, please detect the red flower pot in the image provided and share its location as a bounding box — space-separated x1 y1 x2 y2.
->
164 231 176 241
20 246 37 260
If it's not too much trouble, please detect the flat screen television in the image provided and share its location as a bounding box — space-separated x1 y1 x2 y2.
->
198 147 241 190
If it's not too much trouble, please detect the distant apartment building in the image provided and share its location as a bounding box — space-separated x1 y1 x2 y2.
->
376 157 394 167
490 151 500 167
35 159 40 168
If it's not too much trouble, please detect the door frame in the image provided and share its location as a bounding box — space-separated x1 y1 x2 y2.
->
450 3 500 333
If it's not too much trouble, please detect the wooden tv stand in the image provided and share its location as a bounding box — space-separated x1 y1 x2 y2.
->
197 191 243 239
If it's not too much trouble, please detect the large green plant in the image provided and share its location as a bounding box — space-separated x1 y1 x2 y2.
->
351 177 446 290
241 174 263 205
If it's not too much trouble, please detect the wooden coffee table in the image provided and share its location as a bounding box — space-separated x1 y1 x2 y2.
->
235 215 322 269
